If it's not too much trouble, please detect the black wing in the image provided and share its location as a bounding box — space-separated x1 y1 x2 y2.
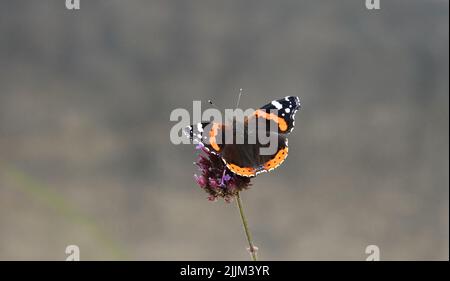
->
257 96 301 134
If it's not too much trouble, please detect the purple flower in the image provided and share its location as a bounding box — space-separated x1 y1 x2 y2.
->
193 147 251 202
194 174 208 188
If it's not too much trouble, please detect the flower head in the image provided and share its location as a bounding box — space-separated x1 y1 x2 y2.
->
193 145 251 202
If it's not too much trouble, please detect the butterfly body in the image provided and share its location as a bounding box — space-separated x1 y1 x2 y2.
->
185 96 301 177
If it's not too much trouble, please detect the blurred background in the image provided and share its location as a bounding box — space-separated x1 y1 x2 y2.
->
0 0 448 260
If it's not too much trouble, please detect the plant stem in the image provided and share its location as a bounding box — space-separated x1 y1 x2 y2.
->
235 192 258 261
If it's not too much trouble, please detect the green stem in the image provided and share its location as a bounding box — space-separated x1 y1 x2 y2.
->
235 192 258 261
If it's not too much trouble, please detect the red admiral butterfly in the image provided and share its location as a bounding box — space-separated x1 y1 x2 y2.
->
185 96 301 177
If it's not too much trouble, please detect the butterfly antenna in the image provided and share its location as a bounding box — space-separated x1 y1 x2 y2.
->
236 88 244 108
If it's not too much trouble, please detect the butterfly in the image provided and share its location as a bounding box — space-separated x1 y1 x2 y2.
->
184 96 301 177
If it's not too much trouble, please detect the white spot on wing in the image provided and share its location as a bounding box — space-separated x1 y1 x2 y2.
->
183 126 193 138
285 108 290 113
197 123 203 132
271 100 283 110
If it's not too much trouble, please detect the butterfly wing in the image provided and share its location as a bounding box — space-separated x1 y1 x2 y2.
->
222 133 289 177
222 96 301 176
184 122 226 155
254 96 301 134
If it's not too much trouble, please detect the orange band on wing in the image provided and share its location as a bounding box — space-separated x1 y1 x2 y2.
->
263 147 289 171
209 123 221 152
226 163 256 177
254 110 288 132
